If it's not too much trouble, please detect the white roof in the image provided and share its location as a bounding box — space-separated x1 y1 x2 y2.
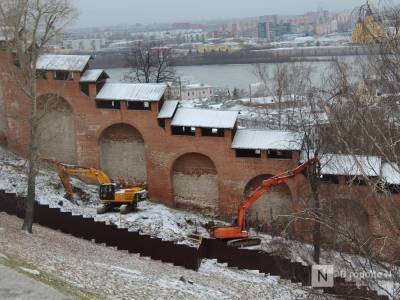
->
232 129 304 150
36 54 92 72
158 100 179 119
80 69 108 82
96 83 167 102
301 152 382 176
382 162 400 185
171 108 238 129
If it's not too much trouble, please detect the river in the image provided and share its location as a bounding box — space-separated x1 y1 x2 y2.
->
105 56 360 90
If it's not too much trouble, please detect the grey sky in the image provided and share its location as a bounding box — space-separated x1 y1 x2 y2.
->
70 0 372 27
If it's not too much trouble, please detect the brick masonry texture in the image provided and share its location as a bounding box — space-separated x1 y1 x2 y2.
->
0 52 399 250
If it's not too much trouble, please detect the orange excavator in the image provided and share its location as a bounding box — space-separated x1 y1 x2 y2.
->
54 162 147 214
210 158 319 247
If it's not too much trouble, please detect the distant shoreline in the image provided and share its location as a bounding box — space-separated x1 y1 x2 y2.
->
91 53 345 69
87 45 371 69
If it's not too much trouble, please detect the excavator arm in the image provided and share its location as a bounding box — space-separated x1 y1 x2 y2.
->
237 158 319 230
55 163 112 199
211 158 319 245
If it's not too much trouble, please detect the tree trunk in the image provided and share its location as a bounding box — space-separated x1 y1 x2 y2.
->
311 178 321 264
22 90 38 234
21 151 37 233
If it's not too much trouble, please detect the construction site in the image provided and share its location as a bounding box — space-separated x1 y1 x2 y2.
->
0 49 398 298
0 0 400 298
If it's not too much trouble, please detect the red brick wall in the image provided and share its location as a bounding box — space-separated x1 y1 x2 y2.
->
2 72 302 219
1 53 399 252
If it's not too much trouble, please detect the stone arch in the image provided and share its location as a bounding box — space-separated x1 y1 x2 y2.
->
244 174 293 233
321 198 370 249
99 123 147 185
172 153 218 216
37 94 76 163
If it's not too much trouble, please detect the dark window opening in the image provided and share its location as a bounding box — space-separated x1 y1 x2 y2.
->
127 101 151 111
54 71 72 81
268 150 292 159
320 174 339 184
36 70 47 80
201 128 224 137
80 83 90 96
171 126 195 136
99 184 116 201
236 149 261 158
346 176 367 186
158 118 165 129
96 100 120 109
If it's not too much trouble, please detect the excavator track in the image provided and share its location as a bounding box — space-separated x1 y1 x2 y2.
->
226 237 261 248
97 204 109 214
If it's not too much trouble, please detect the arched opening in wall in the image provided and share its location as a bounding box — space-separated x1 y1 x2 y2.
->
37 94 76 164
100 123 147 185
172 153 218 217
321 198 370 251
244 174 293 235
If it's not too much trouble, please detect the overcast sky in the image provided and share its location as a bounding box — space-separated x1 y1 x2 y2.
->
69 0 379 27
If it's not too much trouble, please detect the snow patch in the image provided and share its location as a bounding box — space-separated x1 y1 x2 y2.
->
19 267 40 276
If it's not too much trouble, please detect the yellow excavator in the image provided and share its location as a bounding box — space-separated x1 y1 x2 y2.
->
54 162 147 214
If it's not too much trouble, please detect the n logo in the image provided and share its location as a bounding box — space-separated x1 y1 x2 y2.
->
312 265 334 288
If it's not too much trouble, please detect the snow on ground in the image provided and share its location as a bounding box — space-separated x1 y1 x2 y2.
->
0 213 314 299
254 232 398 298
0 146 397 298
0 146 213 246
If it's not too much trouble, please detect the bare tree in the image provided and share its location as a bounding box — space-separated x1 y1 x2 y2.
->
253 62 329 263
124 42 175 84
0 0 76 233
253 63 313 127
317 1 400 291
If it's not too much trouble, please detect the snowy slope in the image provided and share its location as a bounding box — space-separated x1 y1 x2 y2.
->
0 146 212 246
0 146 396 298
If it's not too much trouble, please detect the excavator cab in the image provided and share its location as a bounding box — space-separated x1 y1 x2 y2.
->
99 184 116 201
52 161 147 215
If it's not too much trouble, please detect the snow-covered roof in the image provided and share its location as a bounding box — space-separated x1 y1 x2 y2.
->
301 152 382 176
96 83 167 102
36 54 92 72
80 69 109 82
232 129 304 150
382 162 400 185
158 100 179 119
171 108 238 129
